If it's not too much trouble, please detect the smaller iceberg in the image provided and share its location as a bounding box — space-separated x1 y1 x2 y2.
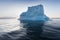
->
19 4 49 22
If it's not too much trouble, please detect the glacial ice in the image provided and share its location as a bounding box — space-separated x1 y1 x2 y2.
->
20 4 49 22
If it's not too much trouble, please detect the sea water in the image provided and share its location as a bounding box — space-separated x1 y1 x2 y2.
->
0 19 60 40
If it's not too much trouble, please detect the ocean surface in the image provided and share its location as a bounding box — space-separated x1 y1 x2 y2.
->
0 19 60 40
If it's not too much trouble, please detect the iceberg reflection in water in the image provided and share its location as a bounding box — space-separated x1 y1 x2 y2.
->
18 19 60 40
18 20 44 40
0 19 60 40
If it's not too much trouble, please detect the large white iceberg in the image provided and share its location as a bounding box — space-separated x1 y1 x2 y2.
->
19 4 49 22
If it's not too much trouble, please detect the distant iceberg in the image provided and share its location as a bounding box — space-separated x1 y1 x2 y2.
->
19 4 49 22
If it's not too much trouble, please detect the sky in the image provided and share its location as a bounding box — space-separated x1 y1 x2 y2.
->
0 0 60 18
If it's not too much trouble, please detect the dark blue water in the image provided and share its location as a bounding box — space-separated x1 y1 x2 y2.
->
0 19 60 40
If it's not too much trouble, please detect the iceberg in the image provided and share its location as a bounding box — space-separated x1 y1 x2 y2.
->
19 4 49 22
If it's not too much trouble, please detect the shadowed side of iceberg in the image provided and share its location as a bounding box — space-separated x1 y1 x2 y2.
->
19 4 49 22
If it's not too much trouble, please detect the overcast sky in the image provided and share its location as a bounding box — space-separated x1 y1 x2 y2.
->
0 0 60 18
